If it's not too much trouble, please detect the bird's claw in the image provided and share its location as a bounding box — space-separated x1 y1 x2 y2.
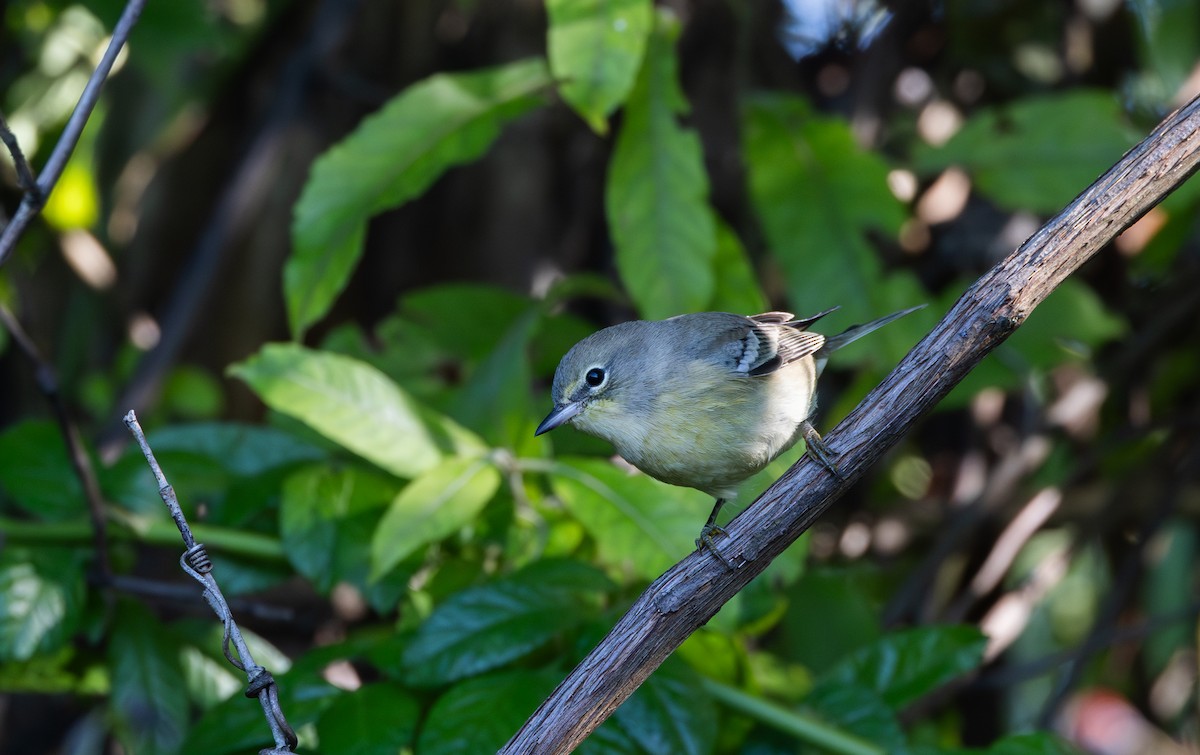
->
802 422 845 480
696 523 734 569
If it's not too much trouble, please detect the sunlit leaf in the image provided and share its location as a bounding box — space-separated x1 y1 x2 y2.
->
606 11 716 319
287 59 552 336
228 343 484 478
371 456 502 579
547 0 652 133
0 549 85 662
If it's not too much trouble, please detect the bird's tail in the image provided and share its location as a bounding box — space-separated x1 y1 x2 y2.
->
819 304 926 356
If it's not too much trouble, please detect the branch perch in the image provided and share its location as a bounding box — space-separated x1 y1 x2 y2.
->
502 94 1200 753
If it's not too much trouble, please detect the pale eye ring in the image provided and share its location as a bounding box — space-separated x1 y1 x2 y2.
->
585 367 606 388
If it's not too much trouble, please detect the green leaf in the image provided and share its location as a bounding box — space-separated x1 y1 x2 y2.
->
182 661 338 755
109 602 189 755
547 0 653 133
316 683 421 755
914 91 1136 214
988 729 1084 753
417 669 561 754
371 456 502 579
550 457 711 579
402 559 610 685
228 343 484 478
816 625 987 710
743 95 908 325
608 656 718 755
0 421 84 520
804 683 906 752
606 10 716 319
708 217 768 314
452 308 541 448
985 732 1080 755
286 58 552 336
281 464 400 594
0 549 85 661
145 422 325 477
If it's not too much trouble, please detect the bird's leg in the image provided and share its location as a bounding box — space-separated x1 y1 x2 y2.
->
696 498 733 569
801 420 844 480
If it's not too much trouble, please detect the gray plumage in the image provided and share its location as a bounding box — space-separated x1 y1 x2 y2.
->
537 306 923 500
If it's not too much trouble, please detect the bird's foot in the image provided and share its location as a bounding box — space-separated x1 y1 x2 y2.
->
695 523 734 569
802 421 844 480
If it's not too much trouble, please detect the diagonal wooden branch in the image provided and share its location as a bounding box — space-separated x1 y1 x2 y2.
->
502 93 1200 754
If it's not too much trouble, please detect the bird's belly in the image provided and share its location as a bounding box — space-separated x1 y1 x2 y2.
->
614 371 812 498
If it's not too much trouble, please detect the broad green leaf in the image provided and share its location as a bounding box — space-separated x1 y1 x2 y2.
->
0 549 85 661
452 308 540 448
0 421 84 520
708 217 768 314
804 683 906 752
281 465 400 594
914 91 1136 213
287 59 552 336
606 11 716 319
317 683 420 755
417 669 560 754
146 423 325 477
550 457 710 579
228 343 484 478
743 95 908 325
402 559 610 685
608 656 718 755
547 0 652 133
109 602 189 755
816 625 987 710
371 456 502 579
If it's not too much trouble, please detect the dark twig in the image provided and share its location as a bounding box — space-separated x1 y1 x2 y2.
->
0 0 148 268
102 574 297 624
501 94 1200 754
0 305 111 578
0 110 41 197
124 410 299 754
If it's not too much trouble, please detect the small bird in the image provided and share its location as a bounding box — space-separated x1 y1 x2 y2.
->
535 305 923 566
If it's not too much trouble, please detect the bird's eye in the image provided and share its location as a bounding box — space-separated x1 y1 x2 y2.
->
585 367 606 387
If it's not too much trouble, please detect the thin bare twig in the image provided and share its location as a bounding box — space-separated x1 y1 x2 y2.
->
0 110 40 198
123 410 299 754
502 94 1200 754
0 0 148 268
0 305 111 578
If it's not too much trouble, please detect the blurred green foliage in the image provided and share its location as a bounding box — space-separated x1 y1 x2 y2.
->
3 0 1199 753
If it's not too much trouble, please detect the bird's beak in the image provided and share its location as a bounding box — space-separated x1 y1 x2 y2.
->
535 402 581 436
